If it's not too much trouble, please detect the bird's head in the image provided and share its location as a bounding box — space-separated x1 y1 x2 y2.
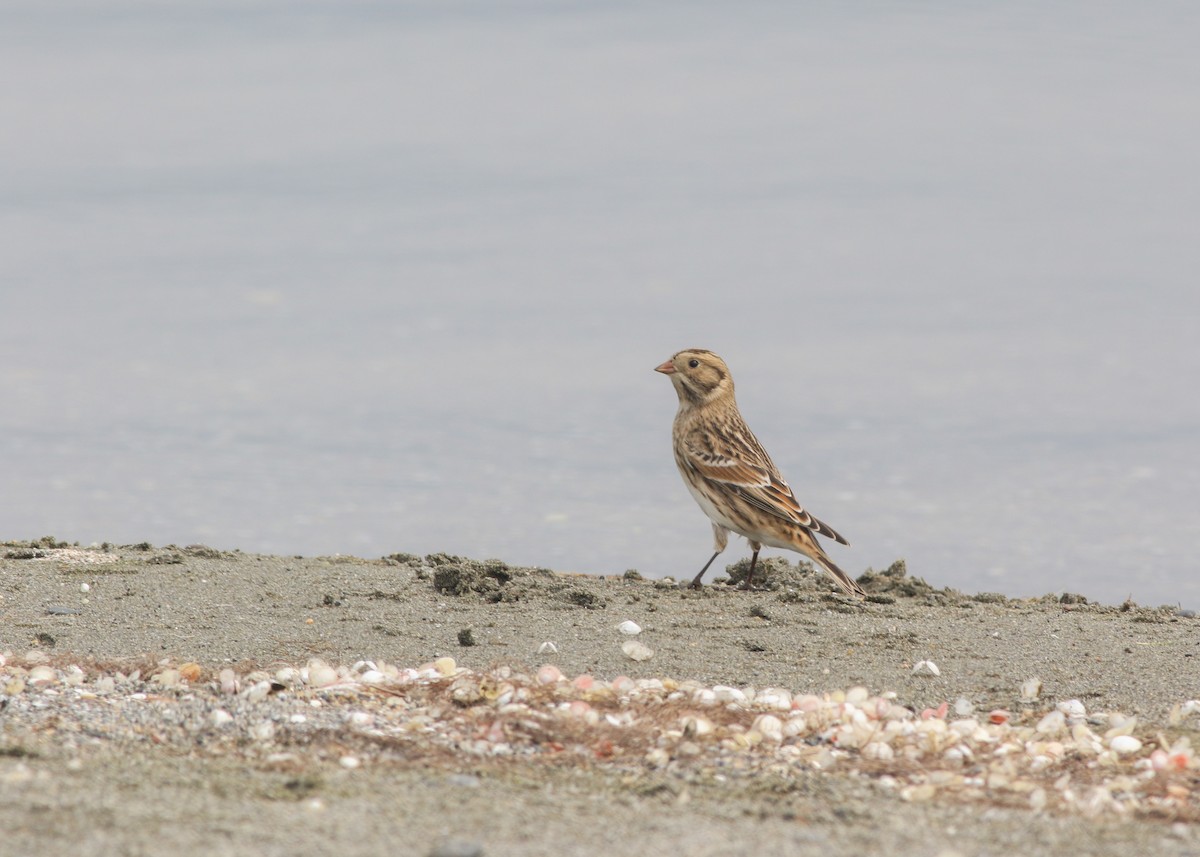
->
655 348 734 407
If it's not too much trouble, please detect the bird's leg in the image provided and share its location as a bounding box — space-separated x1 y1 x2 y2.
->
741 546 761 590
690 551 721 589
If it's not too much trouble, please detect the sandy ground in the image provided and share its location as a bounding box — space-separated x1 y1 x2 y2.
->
1 539 1198 857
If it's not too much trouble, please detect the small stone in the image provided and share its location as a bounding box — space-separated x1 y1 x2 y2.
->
339 755 361 769
616 620 642 636
457 629 476 647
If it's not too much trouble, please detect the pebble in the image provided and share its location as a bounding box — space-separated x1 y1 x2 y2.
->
616 620 642 636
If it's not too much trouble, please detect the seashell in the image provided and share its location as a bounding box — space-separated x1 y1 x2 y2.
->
621 641 654 662
1035 710 1066 736
308 664 339 688
28 666 57 685
645 748 670 767
63 665 85 687
433 657 457 677
275 667 299 685
680 716 714 739
751 714 784 743
712 685 748 705
862 741 895 761
450 676 484 703
209 709 233 727
846 686 870 704
219 669 239 695
243 680 271 703
949 719 980 738
616 620 642 636
249 720 275 742
755 688 792 711
1109 735 1143 755
989 709 1011 725
901 783 936 802
536 665 564 685
1020 677 1042 701
943 746 967 766
338 755 360 769
781 715 807 738
911 660 940 677
536 641 558 655
953 697 974 717
1056 699 1086 720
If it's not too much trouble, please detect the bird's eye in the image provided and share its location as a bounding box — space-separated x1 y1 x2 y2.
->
688 359 699 368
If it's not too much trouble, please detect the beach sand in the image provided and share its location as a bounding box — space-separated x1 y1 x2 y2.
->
1 540 1197 856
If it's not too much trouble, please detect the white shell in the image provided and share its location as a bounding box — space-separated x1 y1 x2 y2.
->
1057 699 1087 720
621 640 654 661
911 660 940 677
616 620 642 636
1109 735 1143 755
536 641 558 655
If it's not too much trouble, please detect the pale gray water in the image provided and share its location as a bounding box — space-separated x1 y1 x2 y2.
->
2 2 1199 606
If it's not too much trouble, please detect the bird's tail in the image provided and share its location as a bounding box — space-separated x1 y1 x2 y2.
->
813 551 866 598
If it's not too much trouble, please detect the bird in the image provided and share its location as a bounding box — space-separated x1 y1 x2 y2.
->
655 348 865 596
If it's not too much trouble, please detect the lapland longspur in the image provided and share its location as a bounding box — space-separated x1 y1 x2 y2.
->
656 349 864 596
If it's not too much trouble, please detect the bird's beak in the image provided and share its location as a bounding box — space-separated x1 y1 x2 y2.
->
654 360 676 374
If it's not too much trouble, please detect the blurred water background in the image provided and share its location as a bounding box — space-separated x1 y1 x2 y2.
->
2 2 1198 606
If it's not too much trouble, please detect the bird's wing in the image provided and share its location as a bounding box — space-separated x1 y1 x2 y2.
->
681 439 849 545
